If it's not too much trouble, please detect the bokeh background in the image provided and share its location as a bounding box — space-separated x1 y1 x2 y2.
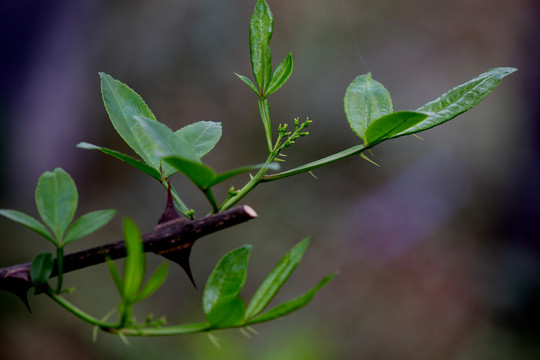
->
0 0 538 359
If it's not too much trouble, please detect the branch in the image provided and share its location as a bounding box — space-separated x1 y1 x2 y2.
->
0 205 258 310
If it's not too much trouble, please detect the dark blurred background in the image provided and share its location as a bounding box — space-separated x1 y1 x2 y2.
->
0 0 538 359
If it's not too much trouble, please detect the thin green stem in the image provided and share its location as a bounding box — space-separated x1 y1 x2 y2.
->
204 188 219 214
45 285 119 329
219 119 314 211
261 144 369 182
219 151 277 211
55 247 64 293
160 180 192 219
111 323 211 336
259 98 273 153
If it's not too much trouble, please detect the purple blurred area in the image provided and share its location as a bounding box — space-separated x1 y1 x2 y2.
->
0 0 539 358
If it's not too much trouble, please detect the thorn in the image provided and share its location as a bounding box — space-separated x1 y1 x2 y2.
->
239 327 252 338
413 134 424 140
118 332 130 346
155 184 196 287
160 248 197 289
1 275 34 312
92 326 99 343
157 183 183 224
360 153 380 167
308 171 318 180
246 326 259 335
207 333 221 349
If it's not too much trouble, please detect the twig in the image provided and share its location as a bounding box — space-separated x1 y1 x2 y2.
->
0 205 258 309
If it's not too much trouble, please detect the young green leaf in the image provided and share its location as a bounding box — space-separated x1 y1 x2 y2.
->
265 52 293 97
106 257 123 295
258 98 273 152
207 297 246 328
246 272 337 325
63 209 117 245
203 245 252 326
344 73 393 144
365 111 428 145
133 262 169 303
35 168 78 241
245 238 309 320
392 67 518 138
0 209 55 244
77 142 162 181
99 72 156 163
249 0 273 93
132 115 199 177
30 252 54 287
235 73 260 96
122 217 145 304
175 121 222 158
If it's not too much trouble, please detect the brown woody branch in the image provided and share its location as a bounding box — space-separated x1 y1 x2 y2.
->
0 205 258 309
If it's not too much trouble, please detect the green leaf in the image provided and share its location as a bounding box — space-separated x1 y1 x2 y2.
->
122 217 145 303
30 252 54 287
207 297 246 328
106 257 123 295
265 52 293 97
247 272 337 325
258 98 273 152
245 238 309 320
249 0 273 93
175 121 222 158
99 72 157 163
203 245 251 326
133 262 169 303
365 111 428 145
132 115 199 177
235 73 260 96
163 156 216 189
163 155 279 190
35 168 78 241
77 142 161 181
344 73 393 144
63 209 117 245
393 67 518 138
0 209 55 244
